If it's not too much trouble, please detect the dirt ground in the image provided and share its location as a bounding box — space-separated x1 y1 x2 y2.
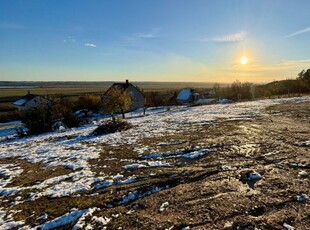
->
96 102 310 230
2 102 310 229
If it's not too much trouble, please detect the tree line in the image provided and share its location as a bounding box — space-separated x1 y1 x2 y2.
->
211 68 310 101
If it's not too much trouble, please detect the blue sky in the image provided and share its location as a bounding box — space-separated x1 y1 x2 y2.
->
0 0 310 82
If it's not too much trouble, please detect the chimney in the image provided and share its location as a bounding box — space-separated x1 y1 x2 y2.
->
126 79 129 84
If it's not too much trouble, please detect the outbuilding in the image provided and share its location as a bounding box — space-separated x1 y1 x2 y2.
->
176 88 199 104
13 92 51 110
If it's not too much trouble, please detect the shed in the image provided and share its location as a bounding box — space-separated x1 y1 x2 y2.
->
13 93 51 110
176 88 199 104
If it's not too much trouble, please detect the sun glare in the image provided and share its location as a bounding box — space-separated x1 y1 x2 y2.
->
240 56 248 65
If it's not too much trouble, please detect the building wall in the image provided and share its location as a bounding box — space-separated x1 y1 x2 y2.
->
126 85 145 110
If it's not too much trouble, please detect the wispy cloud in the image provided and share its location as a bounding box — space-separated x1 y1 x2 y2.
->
278 59 310 66
0 22 26 30
196 31 246 43
125 28 161 41
284 26 310 38
84 43 96 48
212 31 246 43
63 36 76 43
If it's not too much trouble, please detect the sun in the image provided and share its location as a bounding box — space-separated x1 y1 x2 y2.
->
240 55 248 65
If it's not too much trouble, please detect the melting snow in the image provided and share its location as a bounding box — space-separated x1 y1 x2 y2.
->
118 185 167 205
0 164 23 188
0 96 309 228
247 171 262 181
0 208 24 229
296 193 308 203
122 161 172 169
182 149 209 159
159 201 169 212
35 208 89 230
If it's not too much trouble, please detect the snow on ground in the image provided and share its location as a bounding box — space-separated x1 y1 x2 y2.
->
122 160 172 169
0 164 23 188
0 208 25 229
117 185 168 205
0 121 22 141
35 208 90 230
182 149 209 159
0 96 309 228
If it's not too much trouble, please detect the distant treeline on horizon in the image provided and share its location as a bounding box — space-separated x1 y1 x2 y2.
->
0 81 229 88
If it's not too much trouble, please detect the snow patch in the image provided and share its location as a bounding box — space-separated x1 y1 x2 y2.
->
182 149 209 159
36 208 89 230
159 202 169 212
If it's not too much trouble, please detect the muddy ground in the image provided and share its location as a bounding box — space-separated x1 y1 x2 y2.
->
2 102 310 229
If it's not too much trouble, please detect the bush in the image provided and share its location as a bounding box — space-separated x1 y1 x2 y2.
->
62 110 80 128
0 104 17 113
0 110 21 123
92 120 132 136
50 99 81 128
77 94 102 112
20 107 53 135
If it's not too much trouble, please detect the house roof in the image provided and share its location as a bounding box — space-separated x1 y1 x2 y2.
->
13 94 38 106
105 81 144 97
177 88 193 100
111 82 131 90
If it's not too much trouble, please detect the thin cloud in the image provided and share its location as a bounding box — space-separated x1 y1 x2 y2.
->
213 31 246 43
284 26 310 38
84 43 96 48
125 28 161 41
63 36 76 43
134 32 157 39
229 59 310 73
279 59 310 66
0 23 26 29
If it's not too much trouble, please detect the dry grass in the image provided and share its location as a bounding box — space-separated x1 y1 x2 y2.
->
1 102 310 229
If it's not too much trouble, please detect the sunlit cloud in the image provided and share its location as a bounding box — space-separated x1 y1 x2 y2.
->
213 31 246 43
228 59 310 79
197 31 246 43
284 26 310 38
220 60 307 83
84 43 97 48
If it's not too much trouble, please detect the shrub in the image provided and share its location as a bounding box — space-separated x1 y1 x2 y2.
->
50 99 81 128
92 119 132 136
77 94 102 112
0 104 17 113
62 110 80 128
20 107 53 135
0 110 21 123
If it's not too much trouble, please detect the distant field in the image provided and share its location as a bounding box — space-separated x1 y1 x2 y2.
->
0 81 226 103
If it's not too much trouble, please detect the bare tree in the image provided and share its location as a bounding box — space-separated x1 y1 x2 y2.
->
212 83 221 99
103 87 132 119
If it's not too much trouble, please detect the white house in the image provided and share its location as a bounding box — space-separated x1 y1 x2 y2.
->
13 93 51 110
176 88 199 104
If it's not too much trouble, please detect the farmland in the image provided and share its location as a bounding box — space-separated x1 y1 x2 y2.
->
0 81 222 103
0 96 309 229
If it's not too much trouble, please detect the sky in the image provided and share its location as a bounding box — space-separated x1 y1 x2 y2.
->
0 0 310 83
